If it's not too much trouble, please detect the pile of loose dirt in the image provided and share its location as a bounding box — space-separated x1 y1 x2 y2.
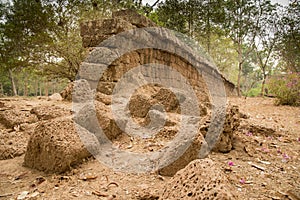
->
0 98 73 161
24 117 91 173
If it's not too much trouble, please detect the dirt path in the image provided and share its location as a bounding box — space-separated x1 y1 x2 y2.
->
0 97 299 200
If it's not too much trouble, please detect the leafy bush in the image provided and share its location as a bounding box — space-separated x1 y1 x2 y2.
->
244 86 261 97
268 72 300 106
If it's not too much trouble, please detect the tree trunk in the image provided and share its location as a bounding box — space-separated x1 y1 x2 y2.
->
39 82 42 96
237 44 243 97
35 80 38 96
237 63 242 97
8 69 17 96
261 74 267 97
52 80 57 94
44 81 49 96
206 0 211 54
24 77 28 96
0 83 3 96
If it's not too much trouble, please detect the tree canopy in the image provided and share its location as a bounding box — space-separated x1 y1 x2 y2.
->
0 0 299 103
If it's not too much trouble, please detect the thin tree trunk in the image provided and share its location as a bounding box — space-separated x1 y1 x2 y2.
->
0 83 3 96
206 0 211 54
237 44 242 97
24 77 28 96
237 63 242 97
39 82 42 96
53 80 56 94
44 81 49 96
35 80 38 96
261 74 267 97
8 69 17 96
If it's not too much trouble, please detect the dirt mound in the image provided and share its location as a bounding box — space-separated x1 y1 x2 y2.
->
161 158 239 200
239 121 277 137
60 82 73 101
0 130 31 160
158 104 240 176
24 118 91 173
0 109 38 129
30 105 72 120
212 105 240 153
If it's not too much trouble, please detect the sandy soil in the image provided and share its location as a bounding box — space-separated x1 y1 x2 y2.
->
0 97 299 200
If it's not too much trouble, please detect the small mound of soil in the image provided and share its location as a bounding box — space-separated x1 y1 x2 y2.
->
24 118 91 173
0 130 31 160
30 105 72 120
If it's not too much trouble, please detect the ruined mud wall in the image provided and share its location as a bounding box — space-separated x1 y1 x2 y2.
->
80 9 237 97
76 10 240 176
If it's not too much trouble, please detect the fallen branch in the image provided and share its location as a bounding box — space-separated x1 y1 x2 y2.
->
0 193 13 197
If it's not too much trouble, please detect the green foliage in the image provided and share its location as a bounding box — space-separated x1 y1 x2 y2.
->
276 1 300 72
0 0 299 98
268 72 300 106
79 0 141 21
244 84 262 97
246 87 260 97
156 0 187 34
204 34 238 82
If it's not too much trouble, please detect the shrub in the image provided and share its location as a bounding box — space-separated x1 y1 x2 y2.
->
268 72 300 106
244 86 261 97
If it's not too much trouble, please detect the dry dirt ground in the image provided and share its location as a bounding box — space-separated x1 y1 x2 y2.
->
0 97 299 200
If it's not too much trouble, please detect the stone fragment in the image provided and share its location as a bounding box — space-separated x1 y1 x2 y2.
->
24 118 91 173
158 134 205 176
212 105 240 153
161 158 239 200
112 9 157 28
48 93 63 101
80 18 135 48
60 82 73 101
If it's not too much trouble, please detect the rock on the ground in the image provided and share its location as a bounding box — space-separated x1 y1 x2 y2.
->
212 105 240 153
161 158 239 200
23 118 91 173
158 133 205 176
48 93 63 101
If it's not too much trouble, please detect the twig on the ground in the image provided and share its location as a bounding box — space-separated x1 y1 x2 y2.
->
0 193 13 197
